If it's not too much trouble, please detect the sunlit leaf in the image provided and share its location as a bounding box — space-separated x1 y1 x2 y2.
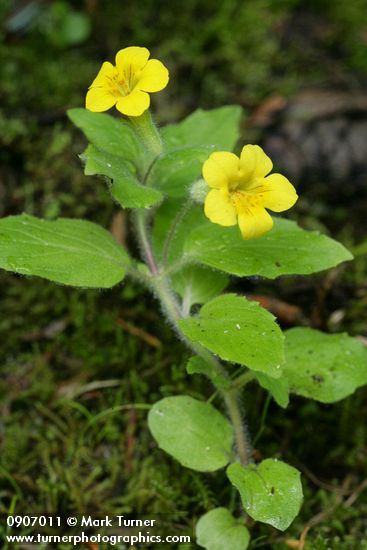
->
179 294 284 377
227 459 303 531
184 219 353 278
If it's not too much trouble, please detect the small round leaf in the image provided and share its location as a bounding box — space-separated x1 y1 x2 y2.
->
196 508 250 550
148 396 233 472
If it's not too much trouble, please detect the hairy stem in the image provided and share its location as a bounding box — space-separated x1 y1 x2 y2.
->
181 287 192 318
131 110 253 465
129 111 163 158
223 391 253 464
134 209 253 465
133 211 158 275
230 371 255 391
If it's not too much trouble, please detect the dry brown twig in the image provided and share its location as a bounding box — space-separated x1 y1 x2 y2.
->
116 318 162 348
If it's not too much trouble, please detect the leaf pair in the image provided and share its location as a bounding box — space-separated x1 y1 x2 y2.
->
68 105 243 209
69 108 162 209
149 395 303 533
180 294 367 404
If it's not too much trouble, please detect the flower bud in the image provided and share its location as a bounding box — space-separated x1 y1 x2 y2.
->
190 179 208 204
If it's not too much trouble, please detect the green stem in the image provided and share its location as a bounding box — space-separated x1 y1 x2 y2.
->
181 287 192 318
129 110 163 158
129 114 253 464
223 391 253 465
153 275 183 326
253 394 271 446
230 371 255 392
134 210 158 275
134 213 253 465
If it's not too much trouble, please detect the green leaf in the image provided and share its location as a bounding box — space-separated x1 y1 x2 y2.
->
148 396 233 472
255 373 289 408
172 265 229 308
227 459 303 531
283 327 367 403
68 108 142 164
162 106 242 151
179 294 284 377
148 146 213 198
0 214 130 288
84 145 163 209
152 199 205 263
184 219 353 279
69 109 162 209
196 508 250 550
186 356 229 388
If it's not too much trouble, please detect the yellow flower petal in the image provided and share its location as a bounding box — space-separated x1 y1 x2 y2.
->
202 152 239 190
85 87 116 112
115 46 150 75
89 61 116 88
237 207 273 240
115 88 150 117
262 174 298 212
204 189 237 226
136 59 169 92
239 144 273 180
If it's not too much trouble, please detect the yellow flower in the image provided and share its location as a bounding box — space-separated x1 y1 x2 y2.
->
86 46 169 117
202 145 298 240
